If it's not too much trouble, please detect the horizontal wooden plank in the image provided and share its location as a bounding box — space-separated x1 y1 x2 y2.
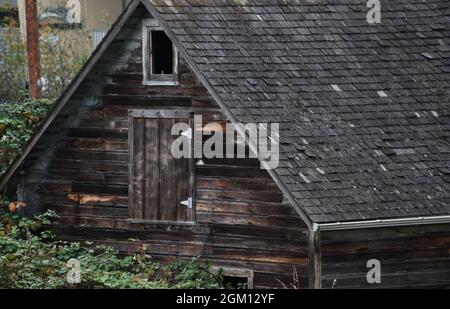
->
196 200 295 217
80 118 129 129
47 204 129 218
196 189 283 204
102 95 192 108
130 109 192 119
56 148 128 159
197 211 306 229
196 177 278 191
38 193 128 207
48 160 128 174
68 128 128 140
197 166 270 179
36 169 129 184
62 138 129 151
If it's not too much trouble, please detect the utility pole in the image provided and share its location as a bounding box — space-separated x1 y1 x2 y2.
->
25 0 41 99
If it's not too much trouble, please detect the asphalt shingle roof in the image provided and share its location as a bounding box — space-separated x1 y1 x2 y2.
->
148 0 450 223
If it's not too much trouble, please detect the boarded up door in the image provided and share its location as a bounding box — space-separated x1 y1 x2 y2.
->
129 110 193 223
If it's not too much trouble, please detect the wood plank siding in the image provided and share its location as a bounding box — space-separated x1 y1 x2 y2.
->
19 5 310 289
14 3 449 289
320 224 450 289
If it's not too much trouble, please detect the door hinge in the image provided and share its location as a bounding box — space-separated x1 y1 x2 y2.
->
180 197 193 209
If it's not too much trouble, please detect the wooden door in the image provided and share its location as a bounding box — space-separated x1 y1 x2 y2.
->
129 110 193 223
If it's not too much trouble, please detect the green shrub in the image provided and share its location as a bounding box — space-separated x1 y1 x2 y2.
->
0 98 55 177
0 205 223 289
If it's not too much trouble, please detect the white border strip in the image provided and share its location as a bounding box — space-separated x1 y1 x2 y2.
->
315 215 450 231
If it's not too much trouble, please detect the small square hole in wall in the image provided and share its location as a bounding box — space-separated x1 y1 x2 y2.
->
214 267 254 289
223 276 250 289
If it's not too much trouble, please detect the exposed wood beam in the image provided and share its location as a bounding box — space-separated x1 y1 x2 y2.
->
308 227 321 289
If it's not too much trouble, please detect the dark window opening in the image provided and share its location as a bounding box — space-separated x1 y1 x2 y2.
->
151 30 173 75
223 276 249 289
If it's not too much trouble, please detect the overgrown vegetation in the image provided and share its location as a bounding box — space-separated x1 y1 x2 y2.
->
0 202 224 289
0 1 102 178
1 2 226 290
0 98 54 177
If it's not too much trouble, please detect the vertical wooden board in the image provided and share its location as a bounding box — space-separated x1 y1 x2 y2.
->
144 119 160 221
131 118 145 220
159 119 178 221
130 114 193 223
175 131 190 222
189 118 196 222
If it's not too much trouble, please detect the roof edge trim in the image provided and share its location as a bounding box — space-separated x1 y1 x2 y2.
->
314 215 450 231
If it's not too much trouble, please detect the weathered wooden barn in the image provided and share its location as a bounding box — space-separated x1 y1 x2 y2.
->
1 0 449 288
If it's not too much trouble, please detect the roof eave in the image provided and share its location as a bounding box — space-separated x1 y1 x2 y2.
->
315 215 450 231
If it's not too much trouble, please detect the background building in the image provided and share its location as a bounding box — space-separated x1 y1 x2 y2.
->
17 0 130 51
0 0 19 26
1 0 131 102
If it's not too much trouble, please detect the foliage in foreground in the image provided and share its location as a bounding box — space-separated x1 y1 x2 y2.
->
0 98 55 177
0 204 223 289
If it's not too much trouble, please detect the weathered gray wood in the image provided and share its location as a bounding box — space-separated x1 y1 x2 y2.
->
320 224 450 289
129 109 191 119
15 3 312 289
131 118 145 220
159 119 177 221
308 228 321 289
175 124 189 222
144 119 160 220
130 115 192 223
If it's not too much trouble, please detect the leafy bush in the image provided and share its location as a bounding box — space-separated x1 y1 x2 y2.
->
0 98 54 177
0 204 224 289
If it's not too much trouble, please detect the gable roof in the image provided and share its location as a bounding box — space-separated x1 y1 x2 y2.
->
1 0 449 225
144 0 450 223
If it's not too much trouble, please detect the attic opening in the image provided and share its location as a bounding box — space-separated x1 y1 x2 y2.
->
151 31 173 74
143 19 178 85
